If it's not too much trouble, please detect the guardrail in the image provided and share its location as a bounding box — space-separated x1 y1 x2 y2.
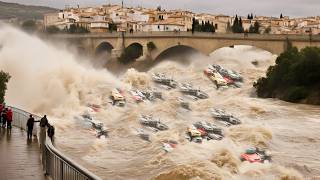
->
9 106 101 180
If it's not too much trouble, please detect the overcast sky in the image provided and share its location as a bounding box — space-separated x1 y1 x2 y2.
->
2 0 320 17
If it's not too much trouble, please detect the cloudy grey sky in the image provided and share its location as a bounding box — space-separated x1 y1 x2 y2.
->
2 0 320 17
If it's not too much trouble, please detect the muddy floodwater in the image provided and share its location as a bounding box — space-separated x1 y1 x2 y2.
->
0 25 319 179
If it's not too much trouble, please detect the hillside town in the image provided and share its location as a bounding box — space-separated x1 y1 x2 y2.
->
42 3 320 35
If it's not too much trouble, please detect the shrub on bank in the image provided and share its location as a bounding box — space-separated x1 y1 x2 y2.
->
254 46 320 104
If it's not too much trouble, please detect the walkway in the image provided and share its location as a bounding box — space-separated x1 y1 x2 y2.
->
0 127 46 180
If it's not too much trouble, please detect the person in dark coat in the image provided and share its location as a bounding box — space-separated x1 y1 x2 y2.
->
26 115 36 139
40 115 48 127
2 108 7 128
39 115 48 146
47 124 55 141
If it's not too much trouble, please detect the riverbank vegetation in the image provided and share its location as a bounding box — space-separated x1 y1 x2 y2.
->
254 46 320 105
0 71 11 104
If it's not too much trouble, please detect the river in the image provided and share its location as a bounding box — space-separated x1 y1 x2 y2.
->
0 25 319 180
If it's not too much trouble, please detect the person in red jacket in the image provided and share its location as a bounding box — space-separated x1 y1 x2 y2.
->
6 108 13 129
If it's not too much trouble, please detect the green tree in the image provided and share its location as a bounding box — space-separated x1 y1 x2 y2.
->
108 22 117 32
253 21 260 33
147 41 156 51
249 21 260 33
232 15 244 33
66 24 89 33
280 13 283 19
254 46 320 104
264 26 271 34
46 25 60 34
226 21 232 33
0 71 10 104
21 20 37 32
232 15 239 33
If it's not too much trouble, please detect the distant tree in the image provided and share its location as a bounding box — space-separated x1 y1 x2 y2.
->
239 17 244 32
46 25 60 34
253 21 260 33
21 20 37 32
249 24 255 33
65 24 89 33
251 13 254 19
0 71 10 104
157 5 161 11
226 21 232 33
247 14 250 19
192 17 195 34
232 15 239 33
231 15 244 33
191 18 215 33
108 22 117 32
280 13 283 19
264 26 271 34
248 21 260 33
147 41 156 51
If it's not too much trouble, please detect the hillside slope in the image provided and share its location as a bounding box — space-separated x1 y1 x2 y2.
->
0 1 58 20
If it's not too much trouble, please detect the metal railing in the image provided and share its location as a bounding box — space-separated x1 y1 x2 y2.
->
9 106 101 180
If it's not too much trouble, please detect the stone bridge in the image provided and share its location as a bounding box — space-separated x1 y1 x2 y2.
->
49 32 320 60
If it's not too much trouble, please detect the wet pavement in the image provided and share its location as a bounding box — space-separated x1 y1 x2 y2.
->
0 127 46 180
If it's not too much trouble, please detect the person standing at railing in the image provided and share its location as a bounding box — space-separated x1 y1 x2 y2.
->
2 108 7 128
6 108 12 129
39 115 48 146
26 115 39 139
47 123 55 141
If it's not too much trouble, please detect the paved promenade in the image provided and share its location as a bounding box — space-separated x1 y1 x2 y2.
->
0 127 46 180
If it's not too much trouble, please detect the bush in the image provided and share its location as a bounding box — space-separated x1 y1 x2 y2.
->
284 86 309 102
21 20 37 32
147 42 156 51
0 71 10 103
254 46 320 104
46 25 60 34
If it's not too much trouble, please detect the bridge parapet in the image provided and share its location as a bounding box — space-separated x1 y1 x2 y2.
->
47 32 320 60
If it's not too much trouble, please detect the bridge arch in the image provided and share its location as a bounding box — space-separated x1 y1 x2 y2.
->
211 41 282 55
124 42 144 60
154 44 201 61
95 42 114 56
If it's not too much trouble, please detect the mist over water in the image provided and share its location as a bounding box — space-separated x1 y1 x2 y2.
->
0 25 319 179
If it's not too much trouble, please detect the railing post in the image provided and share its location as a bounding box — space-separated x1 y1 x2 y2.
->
60 160 64 180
